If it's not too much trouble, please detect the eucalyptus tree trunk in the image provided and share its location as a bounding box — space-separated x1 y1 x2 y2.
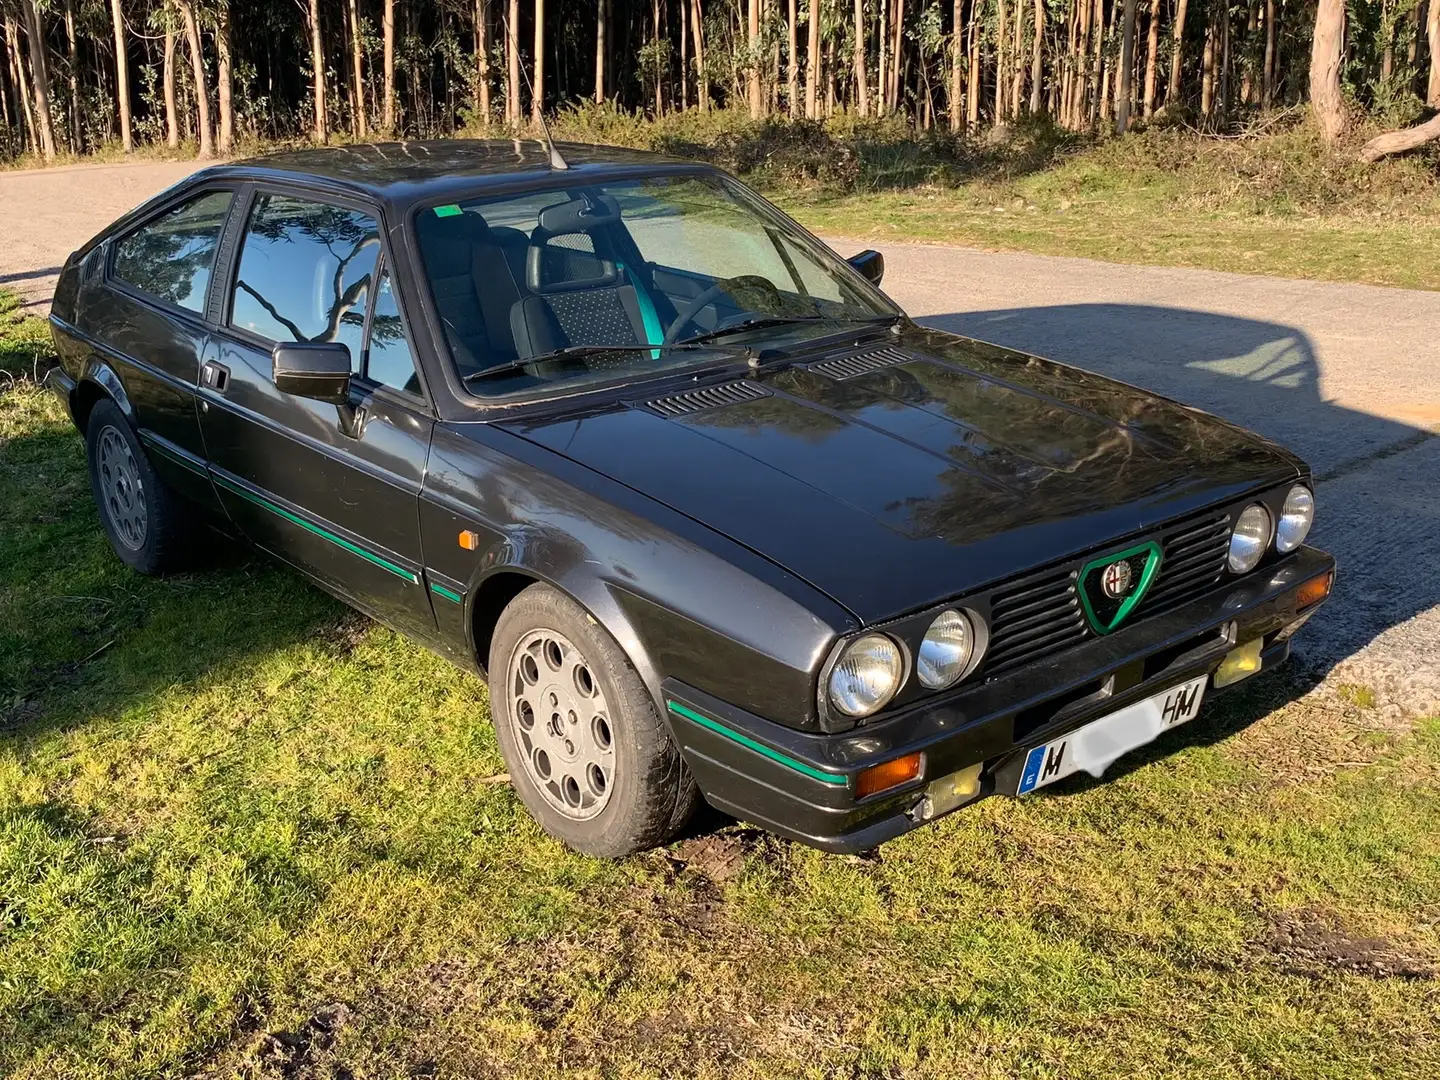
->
594 0 606 103
786 0 798 115
1429 0 1440 105
890 0 904 111
532 0 545 124
1142 0 1159 116
949 0 962 129
747 0 762 116
966 1 980 128
805 0 821 117
63 0 80 151
853 0 869 116
386 0 398 130
108 0 132 150
1011 0 1026 116
178 0 212 157
308 0 327 141
691 0 707 111
1200 6 1217 117
20 0 56 159
877 0 887 112
1309 0 1345 143
163 25 180 147
1166 0 1189 105
1030 0 1044 114
5 15 38 152
217 4 234 152
1263 0 1277 106
1116 0 1137 131
993 0 1007 122
506 0 519 122
347 0 365 135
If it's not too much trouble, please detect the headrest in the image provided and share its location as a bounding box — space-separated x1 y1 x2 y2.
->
535 194 621 236
417 208 495 275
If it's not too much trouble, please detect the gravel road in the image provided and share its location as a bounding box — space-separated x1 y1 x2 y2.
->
3 160 1436 714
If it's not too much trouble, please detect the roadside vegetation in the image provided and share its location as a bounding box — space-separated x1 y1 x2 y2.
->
3 290 1439 1078
549 106 1440 290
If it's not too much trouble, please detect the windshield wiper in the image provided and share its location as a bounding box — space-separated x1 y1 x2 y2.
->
464 341 749 382
676 313 827 346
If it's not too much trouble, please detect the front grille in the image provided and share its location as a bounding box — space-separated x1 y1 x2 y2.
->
979 506 1234 679
983 565 1087 676
1143 510 1232 614
646 380 769 417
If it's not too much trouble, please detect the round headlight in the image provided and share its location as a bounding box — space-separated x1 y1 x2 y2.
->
917 609 978 690
1275 484 1314 553
827 634 904 718
1228 503 1272 574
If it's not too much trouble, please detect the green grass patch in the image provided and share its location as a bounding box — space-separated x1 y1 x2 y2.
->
2 294 1439 1078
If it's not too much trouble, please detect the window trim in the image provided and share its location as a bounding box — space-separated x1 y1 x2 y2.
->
212 181 432 410
105 184 238 323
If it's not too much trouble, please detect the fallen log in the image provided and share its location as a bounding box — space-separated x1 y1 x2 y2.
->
1359 112 1440 163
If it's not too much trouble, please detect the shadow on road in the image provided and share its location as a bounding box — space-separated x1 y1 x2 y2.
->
923 303 1440 691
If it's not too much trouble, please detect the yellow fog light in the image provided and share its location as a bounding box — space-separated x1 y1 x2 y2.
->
910 763 983 822
1214 638 1264 688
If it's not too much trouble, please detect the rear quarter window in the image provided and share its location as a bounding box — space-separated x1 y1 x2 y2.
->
111 190 233 312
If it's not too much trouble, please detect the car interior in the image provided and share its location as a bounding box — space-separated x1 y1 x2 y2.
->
417 188 743 379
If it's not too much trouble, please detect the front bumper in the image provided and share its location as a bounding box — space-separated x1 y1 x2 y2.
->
665 545 1335 853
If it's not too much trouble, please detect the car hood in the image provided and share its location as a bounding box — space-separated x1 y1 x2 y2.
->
500 327 1303 624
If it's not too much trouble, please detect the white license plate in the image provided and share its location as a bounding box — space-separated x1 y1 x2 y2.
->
1016 675 1208 795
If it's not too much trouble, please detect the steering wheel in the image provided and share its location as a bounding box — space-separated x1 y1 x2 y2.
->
663 275 785 345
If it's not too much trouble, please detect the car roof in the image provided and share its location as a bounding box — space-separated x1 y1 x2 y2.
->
193 139 709 213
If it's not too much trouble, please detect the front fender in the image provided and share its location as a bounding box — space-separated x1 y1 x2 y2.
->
422 423 856 731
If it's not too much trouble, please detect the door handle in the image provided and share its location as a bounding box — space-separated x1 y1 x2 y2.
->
200 361 230 392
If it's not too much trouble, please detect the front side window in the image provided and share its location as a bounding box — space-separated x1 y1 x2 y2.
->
112 190 233 312
229 194 380 367
415 172 892 400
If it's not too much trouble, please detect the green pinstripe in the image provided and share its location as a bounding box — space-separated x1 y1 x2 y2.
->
212 474 419 584
666 700 848 786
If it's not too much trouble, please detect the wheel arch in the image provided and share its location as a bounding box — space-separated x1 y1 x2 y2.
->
468 563 668 713
72 362 135 434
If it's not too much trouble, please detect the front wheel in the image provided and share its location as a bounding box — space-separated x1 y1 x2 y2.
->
489 583 699 857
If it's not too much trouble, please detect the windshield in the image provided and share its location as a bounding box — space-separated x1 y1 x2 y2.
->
414 172 894 398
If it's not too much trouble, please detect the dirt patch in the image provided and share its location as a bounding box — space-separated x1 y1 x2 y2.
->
243 1002 354 1079
1259 909 1436 981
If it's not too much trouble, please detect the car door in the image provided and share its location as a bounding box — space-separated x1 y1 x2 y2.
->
198 184 437 637
80 186 236 513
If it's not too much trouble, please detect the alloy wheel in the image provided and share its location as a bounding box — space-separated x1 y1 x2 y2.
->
507 627 616 820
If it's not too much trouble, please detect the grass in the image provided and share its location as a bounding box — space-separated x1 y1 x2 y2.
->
3 288 1440 1079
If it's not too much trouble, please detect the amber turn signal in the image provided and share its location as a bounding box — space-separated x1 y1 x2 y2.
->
855 752 923 799
1296 571 1332 610
458 529 480 550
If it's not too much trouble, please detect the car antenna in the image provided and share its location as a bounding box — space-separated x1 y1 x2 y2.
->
508 18 569 171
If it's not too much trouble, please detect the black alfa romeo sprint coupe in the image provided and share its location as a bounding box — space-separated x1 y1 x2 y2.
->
46 141 1334 856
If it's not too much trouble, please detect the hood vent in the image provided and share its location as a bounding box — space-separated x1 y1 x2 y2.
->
647 380 769 417
808 345 913 381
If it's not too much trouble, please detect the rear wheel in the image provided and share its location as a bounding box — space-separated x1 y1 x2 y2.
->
85 399 195 575
489 583 699 856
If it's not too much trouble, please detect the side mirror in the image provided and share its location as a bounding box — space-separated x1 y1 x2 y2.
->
848 249 885 287
272 342 352 404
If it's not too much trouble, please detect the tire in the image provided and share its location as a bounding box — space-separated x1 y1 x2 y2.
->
85 399 195 576
489 583 700 857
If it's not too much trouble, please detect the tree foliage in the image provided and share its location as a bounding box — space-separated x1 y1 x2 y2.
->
0 0 1437 162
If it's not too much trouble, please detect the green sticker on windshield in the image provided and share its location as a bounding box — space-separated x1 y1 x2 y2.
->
433 204 463 217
